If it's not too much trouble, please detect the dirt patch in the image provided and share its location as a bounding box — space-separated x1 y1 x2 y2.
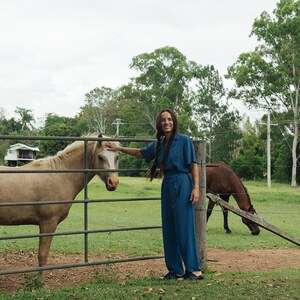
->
1 248 300 293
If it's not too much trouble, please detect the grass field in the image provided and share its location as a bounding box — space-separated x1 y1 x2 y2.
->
1 177 300 299
1 177 299 255
1 269 300 300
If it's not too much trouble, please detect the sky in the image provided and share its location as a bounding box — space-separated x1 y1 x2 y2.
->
0 0 279 124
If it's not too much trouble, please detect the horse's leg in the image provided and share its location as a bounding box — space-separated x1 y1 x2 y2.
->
221 196 231 234
206 197 215 222
38 220 58 279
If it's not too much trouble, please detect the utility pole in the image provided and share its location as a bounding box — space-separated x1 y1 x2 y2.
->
267 109 271 188
263 108 277 188
112 118 124 137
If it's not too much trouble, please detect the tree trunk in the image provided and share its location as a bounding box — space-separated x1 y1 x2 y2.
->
291 118 298 187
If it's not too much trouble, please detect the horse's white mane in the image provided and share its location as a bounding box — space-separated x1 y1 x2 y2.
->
57 140 85 156
30 140 87 169
31 135 115 169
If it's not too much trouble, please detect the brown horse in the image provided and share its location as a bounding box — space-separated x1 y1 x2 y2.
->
0 135 119 272
206 162 260 235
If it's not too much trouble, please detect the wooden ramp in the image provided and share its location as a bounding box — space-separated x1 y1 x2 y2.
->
207 193 300 247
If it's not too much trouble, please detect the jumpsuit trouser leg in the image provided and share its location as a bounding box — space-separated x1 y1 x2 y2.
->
161 173 201 275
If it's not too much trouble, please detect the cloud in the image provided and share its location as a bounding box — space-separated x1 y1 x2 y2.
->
0 0 277 120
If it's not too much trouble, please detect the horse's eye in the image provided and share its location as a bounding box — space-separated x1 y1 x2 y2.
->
98 155 104 161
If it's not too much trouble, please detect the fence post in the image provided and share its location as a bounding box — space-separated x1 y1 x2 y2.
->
84 140 89 262
194 140 206 268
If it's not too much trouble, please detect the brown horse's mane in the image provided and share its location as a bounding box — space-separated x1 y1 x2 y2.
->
225 162 253 207
239 178 252 205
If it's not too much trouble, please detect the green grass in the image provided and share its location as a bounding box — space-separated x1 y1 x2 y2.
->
1 178 300 298
206 180 300 250
1 269 299 299
0 177 163 256
1 178 300 255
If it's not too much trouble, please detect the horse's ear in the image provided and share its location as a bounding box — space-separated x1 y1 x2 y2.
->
97 133 103 147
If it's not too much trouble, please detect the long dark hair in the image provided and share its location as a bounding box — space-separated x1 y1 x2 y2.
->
147 109 178 181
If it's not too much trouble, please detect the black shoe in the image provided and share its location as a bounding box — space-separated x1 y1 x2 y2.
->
184 271 204 280
163 272 184 280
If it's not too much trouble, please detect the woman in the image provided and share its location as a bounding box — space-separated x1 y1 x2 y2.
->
107 109 203 280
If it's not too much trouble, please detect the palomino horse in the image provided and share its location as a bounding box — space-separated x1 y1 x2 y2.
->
206 162 260 235
0 135 119 273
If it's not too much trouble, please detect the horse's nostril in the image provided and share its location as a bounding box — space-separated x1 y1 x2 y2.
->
107 177 119 188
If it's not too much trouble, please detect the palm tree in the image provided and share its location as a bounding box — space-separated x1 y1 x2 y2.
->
14 107 35 131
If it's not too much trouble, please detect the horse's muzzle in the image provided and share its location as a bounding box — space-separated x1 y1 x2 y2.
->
106 185 117 191
106 175 119 191
251 229 260 236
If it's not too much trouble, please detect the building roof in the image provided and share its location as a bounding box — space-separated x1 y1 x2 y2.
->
8 143 40 152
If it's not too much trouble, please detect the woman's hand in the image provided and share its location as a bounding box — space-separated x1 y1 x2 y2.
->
106 142 120 152
106 143 142 157
190 187 199 205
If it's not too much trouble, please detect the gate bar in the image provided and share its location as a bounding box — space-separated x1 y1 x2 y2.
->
0 255 165 276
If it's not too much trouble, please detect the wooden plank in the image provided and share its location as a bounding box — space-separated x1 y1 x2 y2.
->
207 193 300 247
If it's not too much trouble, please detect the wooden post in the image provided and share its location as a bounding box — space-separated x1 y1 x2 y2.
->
194 140 207 268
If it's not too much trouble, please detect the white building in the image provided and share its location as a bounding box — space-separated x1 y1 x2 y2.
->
4 143 40 166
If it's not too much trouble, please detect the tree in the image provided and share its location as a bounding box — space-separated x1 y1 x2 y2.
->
260 110 300 182
0 108 37 163
192 64 242 161
0 109 10 164
227 0 300 186
80 87 117 134
112 94 154 137
230 119 266 180
14 107 35 131
39 114 82 156
210 111 243 162
127 46 197 133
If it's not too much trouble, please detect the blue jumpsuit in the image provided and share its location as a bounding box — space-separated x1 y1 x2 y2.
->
140 132 201 275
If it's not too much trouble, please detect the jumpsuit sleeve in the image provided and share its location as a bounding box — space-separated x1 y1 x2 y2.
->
185 137 197 166
140 141 156 163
